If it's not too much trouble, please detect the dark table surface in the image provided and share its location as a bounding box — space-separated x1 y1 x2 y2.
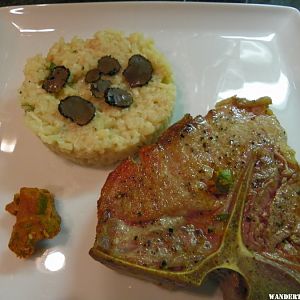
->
0 0 299 10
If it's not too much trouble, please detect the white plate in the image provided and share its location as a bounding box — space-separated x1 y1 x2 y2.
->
0 2 299 300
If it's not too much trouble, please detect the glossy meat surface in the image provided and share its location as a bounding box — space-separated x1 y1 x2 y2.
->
91 96 300 272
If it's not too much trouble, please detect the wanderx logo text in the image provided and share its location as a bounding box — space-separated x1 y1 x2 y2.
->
269 294 300 300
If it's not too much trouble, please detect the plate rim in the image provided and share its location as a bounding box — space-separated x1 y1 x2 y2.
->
0 1 299 16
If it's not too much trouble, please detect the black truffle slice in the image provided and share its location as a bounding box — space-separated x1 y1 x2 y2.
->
85 68 101 83
91 79 112 98
58 96 96 126
105 88 133 108
42 66 70 93
123 54 153 88
98 56 121 75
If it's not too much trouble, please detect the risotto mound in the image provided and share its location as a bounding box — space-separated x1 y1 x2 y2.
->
20 30 176 166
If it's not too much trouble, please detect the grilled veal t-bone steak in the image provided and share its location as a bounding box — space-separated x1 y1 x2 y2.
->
90 96 300 299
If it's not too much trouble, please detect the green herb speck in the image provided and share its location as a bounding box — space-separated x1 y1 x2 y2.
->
49 62 56 72
216 169 234 194
22 103 35 112
38 194 48 215
216 213 230 222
